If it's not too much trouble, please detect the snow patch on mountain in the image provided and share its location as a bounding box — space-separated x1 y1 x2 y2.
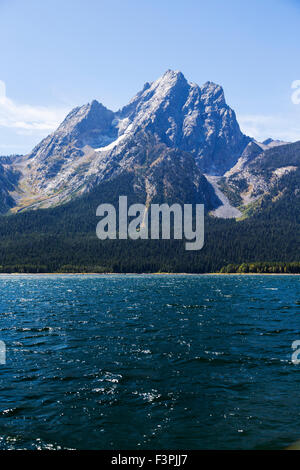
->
95 122 134 152
272 166 297 178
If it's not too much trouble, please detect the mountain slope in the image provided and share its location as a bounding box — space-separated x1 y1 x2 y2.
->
0 156 20 213
118 70 250 174
0 137 298 273
0 70 298 228
0 170 298 273
2 70 250 213
219 140 300 211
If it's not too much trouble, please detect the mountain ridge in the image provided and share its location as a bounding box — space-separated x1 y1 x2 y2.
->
0 70 299 221
0 70 251 214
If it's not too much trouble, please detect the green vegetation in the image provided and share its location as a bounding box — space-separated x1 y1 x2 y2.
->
218 177 244 207
0 170 298 273
220 262 300 274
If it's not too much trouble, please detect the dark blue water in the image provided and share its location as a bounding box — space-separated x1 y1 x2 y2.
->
0 274 299 450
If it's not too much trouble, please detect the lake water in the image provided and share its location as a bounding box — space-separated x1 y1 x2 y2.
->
0 274 299 450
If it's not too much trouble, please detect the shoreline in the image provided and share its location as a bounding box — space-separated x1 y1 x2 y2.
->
0 272 299 276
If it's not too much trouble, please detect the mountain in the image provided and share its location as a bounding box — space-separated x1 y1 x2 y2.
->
0 67 299 272
0 69 299 231
220 140 300 214
261 138 289 149
1 70 251 214
117 70 250 174
0 165 298 273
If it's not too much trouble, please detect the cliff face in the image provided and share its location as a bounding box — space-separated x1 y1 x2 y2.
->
0 70 298 219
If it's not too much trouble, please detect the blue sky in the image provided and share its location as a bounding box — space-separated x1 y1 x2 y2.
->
0 0 300 154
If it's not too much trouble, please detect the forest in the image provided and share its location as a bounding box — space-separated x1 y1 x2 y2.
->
0 170 299 273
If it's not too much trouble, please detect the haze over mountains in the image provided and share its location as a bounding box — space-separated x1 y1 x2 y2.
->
0 70 299 219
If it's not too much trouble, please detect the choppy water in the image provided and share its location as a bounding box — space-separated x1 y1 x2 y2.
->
0 274 299 450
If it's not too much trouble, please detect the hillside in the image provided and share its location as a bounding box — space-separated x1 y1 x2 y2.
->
0 70 299 272
0 166 298 273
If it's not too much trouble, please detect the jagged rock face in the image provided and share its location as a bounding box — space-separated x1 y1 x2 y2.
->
119 70 250 174
225 141 264 177
91 131 221 209
30 100 116 160
26 70 249 180
221 140 300 208
2 69 297 218
56 100 117 147
5 69 250 212
25 100 116 184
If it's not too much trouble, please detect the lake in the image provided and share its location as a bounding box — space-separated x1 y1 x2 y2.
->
0 274 299 450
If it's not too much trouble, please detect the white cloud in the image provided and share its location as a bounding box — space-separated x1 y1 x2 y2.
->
0 80 69 133
291 80 300 105
237 113 300 143
0 80 6 99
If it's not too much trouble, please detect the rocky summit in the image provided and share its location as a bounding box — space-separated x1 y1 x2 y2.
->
0 70 299 218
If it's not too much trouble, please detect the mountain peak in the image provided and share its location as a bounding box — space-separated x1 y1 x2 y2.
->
261 138 289 148
17 70 251 212
119 69 190 122
116 71 248 174
57 99 114 137
161 68 185 80
155 69 187 89
200 81 225 106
